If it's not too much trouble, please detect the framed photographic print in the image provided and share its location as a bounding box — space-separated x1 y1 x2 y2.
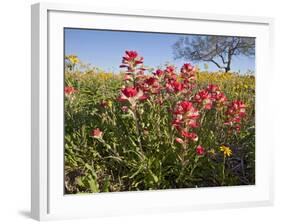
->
31 2 274 221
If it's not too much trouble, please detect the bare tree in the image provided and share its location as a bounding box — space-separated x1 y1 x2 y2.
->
173 36 255 73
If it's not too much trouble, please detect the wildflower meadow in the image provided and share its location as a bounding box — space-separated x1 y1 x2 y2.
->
64 50 255 194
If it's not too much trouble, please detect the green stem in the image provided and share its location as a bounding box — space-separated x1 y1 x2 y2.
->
132 109 144 153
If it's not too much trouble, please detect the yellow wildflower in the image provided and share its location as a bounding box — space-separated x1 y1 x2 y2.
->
208 148 216 155
108 100 113 108
219 145 232 157
66 55 80 65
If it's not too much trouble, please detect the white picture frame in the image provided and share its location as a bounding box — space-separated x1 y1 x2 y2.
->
31 2 274 221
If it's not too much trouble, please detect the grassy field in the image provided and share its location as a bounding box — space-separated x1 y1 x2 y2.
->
64 52 255 194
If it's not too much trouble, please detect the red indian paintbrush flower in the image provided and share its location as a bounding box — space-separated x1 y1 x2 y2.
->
164 65 177 81
165 80 185 93
135 75 161 95
226 100 246 117
181 131 198 141
215 92 227 104
194 89 212 110
121 50 144 66
91 128 103 138
181 63 195 74
175 137 184 144
224 100 246 132
154 69 164 77
165 65 175 74
206 84 220 92
118 86 148 106
171 81 185 93
121 87 138 98
172 119 182 130
188 119 199 128
207 84 228 106
145 77 158 86
64 86 76 95
121 106 129 112
173 101 199 118
196 145 204 155
180 63 196 81
123 50 137 61
173 101 192 114
194 84 228 109
172 101 200 142
180 63 196 91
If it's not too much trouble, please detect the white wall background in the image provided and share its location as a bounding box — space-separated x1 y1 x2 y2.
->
0 0 279 223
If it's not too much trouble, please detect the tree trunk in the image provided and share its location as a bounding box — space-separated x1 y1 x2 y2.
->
225 49 232 73
225 66 230 73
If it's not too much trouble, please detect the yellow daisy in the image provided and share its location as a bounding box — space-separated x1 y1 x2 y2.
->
219 146 232 157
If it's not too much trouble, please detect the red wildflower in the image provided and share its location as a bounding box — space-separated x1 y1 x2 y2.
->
195 89 209 101
235 126 241 132
224 100 246 132
181 131 198 141
64 86 76 95
145 77 157 86
123 51 137 61
194 84 228 110
121 106 129 112
172 100 200 143
172 119 182 130
175 137 184 144
181 63 195 74
215 92 227 104
204 102 212 110
91 128 103 138
196 145 204 155
188 119 199 128
194 89 212 110
180 63 196 85
134 75 160 95
121 87 138 98
117 95 127 103
233 100 246 115
139 94 149 101
165 82 173 93
122 50 143 65
206 84 228 106
118 86 147 106
171 81 184 92
226 100 246 117
100 100 108 108
206 84 219 93
165 65 175 73
174 101 199 119
174 101 193 114
154 69 164 76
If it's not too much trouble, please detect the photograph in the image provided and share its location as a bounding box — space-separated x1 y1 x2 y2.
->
63 28 256 194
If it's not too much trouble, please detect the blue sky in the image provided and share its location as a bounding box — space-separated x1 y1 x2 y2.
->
64 28 255 74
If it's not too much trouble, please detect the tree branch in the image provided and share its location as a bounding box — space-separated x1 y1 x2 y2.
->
210 59 224 69
218 53 226 64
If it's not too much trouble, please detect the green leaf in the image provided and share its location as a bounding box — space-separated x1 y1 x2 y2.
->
130 165 144 179
87 176 99 193
76 176 84 187
102 176 110 192
149 170 159 183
